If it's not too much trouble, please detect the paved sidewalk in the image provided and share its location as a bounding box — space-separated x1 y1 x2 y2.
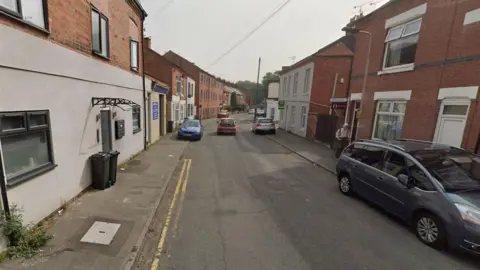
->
1 137 189 270
267 129 337 174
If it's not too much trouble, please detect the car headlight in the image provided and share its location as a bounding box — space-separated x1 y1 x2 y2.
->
455 203 480 225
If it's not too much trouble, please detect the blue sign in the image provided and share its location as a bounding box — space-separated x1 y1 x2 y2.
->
152 102 159 120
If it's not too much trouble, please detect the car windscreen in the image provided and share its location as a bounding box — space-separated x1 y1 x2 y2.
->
184 121 200 128
414 151 480 191
258 119 272 124
220 119 235 126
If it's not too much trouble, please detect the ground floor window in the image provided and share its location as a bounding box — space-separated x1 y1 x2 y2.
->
132 105 141 133
0 111 55 185
180 104 184 121
373 101 406 140
270 107 275 119
174 103 179 122
301 106 307 128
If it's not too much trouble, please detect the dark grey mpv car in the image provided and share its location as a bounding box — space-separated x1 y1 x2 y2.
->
336 139 480 255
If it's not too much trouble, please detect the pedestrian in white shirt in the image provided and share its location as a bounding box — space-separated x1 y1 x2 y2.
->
335 123 351 158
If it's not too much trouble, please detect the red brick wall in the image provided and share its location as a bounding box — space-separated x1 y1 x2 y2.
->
348 0 480 151
1 0 144 75
307 44 353 139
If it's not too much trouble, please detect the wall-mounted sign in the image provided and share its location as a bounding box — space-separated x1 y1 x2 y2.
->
152 102 159 120
331 103 347 109
278 100 285 110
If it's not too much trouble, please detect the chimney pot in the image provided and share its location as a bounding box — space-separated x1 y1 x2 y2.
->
144 37 152 49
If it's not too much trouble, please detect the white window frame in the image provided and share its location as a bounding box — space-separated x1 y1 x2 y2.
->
0 0 48 29
293 72 299 95
381 18 422 73
287 76 292 96
372 100 407 140
301 106 307 128
130 39 139 72
304 68 311 94
282 77 287 97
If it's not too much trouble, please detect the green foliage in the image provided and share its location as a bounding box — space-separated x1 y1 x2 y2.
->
0 204 52 259
236 70 279 105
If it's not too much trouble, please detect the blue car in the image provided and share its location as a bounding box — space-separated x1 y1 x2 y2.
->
177 119 203 141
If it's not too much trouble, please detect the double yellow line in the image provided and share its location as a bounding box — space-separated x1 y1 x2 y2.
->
151 159 192 270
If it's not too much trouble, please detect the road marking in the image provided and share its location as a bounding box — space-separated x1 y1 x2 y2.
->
150 159 189 270
172 159 191 238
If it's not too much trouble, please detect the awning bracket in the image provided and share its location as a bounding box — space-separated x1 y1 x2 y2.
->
91 97 140 111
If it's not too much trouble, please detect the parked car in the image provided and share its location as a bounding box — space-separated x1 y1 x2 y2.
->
252 118 276 135
336 139 480 254
217 118 237 135
248 109 255 114
177 119 203 141
256 109 265 117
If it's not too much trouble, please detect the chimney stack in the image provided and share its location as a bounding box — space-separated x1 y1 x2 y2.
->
144 37 151 49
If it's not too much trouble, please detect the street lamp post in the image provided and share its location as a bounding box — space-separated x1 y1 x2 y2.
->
342 26 372 138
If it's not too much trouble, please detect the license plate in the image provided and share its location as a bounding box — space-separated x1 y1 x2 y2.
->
183 133 192 136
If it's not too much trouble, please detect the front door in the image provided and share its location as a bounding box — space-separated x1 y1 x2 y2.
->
434 101 470 147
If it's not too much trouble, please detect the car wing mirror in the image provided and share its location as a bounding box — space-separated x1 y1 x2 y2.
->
397 174 412 188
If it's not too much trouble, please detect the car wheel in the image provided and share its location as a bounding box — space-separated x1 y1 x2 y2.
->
271 130 276 135
217 132 221 136
414 212 447 250
254 130 258 135
338 174 353 196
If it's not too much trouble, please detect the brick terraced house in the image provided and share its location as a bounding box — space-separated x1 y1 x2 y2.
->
164 51 224 119
345 0 480 152
0 0 150 232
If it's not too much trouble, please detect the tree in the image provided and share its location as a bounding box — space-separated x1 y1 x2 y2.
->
235 70 279 105
230 92 238 109
261 71 280 88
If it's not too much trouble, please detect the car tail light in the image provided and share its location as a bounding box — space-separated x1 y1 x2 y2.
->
256 123 261 127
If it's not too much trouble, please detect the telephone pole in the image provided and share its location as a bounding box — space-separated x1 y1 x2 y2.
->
254 57 261 121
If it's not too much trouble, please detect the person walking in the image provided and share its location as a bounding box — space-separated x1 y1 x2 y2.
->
335 123 351 158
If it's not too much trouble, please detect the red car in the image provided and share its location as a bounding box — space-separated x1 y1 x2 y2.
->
217 118 237 135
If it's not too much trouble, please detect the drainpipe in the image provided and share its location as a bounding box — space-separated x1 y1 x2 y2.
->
329 73 339 115
141 17 147 150
344 55 354 125
0 145 10 217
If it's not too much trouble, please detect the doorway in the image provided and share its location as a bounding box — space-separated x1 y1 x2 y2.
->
433 100 470 147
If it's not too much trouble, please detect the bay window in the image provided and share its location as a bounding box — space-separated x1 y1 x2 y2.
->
0 111 55 185
373 101 407 140
0 0 48 29
91 7 109 58
383 18 421 69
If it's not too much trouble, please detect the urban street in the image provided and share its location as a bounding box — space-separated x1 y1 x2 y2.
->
134 114 480 270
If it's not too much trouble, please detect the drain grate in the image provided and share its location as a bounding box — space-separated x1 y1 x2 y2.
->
80 221 121 245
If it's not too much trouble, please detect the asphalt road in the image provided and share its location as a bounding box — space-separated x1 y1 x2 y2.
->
147 114 479 270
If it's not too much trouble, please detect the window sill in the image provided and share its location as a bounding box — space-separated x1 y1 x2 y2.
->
377 64 414 75
6 163 57 189
93 51 110 61
0 9 50 35
131 67 139 73
133 128 142 134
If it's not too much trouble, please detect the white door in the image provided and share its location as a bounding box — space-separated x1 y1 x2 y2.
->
434 101 470 147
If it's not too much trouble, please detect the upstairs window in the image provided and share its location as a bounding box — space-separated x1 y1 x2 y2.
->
282 77 287 97
91 8 109 58
130 40 139 71
0 0 48 29
293 72 299 94
384 18 422 68
304 68 311 93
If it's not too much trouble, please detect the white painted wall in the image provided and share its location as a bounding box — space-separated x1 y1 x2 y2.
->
0 25 147 225
278 62 314 137
266 99 279 122
267 82 280 98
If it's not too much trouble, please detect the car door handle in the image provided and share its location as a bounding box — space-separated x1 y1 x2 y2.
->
377 176 384 180
352 164 358 168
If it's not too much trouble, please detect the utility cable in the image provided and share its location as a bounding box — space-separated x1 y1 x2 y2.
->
206 0 293 69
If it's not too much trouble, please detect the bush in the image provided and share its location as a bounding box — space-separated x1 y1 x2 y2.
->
0 204 52 259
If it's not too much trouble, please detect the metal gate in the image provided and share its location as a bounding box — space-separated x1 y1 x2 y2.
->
315 114 338 148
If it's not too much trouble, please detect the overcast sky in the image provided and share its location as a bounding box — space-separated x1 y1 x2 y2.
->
142 0 385 82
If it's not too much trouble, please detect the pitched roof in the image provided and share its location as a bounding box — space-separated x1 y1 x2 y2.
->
279 35 356 75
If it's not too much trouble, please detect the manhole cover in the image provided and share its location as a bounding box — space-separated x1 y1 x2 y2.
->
80 221 121 245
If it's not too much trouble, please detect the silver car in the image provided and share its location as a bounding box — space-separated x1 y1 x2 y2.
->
252 118 276 135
